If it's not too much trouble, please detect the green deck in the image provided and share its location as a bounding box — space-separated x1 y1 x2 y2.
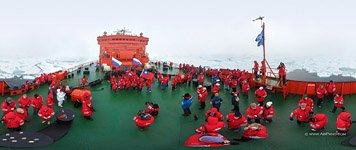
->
1 65 356 150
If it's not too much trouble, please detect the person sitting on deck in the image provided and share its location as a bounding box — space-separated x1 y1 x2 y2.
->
1 111 24 131
195 116 225 134
309 113 327 131
38 105 55 125
15 108 28 121
262 102 274 123
182 93 193 116
145 101 160 116
331 94 346 113
226 111 248 131
205 107 224 121
299 94 314 112
290 103 312 127
2 97 16 115
316 85 327 108
233 123 268 142
336 112 354 135
255 87 267 106
246 103 262 123
134 110 154 129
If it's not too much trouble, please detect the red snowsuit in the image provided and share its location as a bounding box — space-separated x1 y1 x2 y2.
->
290 106 312 122
15 109 28 121
309 114 327 130
195 117 225 133
262 106 275 121
31 95 43 110
334 95 344 108
299 98 314 110
197 90 208 102
18 96 31 110
205 108 224 121
316 87 327 99
198 74 204 83
211 85 220 95
1 101 16 115
336 112 351 132
2 112 24 129
242 125 268 139
38 106 54 121
242 82 250 93
231 79 238 89
226 113 248 130
327 83 336 94
255 89 267 103
246 106 263 119
46 92 54 107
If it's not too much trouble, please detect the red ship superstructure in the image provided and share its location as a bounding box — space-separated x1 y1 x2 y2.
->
97 28 149 69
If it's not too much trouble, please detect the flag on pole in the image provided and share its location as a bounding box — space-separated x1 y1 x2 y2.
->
132 58 143 66
141 69 155 80
255 29 264 47
112 57 122 68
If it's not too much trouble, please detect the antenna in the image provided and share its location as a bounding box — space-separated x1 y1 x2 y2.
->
113 27 132 35
252 16 264 26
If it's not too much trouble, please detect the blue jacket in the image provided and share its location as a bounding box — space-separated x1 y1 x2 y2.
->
231 95 240 106
211 96 223 105
182 97 193 109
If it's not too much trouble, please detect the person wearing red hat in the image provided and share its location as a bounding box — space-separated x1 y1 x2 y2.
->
205 107 224 121
31 94 43 114
309 113 327 131
246 103 262 123
331 94 345 113
1 97 16 115
38 105 55 125
231 91 240 112
1 111 24 131
195 117 225 134
226 111 248 131
290 103 312 127
336 112 353 135
255 87 267 106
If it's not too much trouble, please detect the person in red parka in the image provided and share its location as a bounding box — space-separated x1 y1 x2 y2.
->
2 97 16 115
46 90 54 108
133 110 154 129
197 87 208 110
15 108 28 121
1 111 24 131
38 105 54 125
82 99 94 120
255 87 267 106
316 85 327 107
309 113 327 131
205 107 224 121
198 73 204 85
290 103 312 127
230 79 238 92
195 116 225 134
18 94 31 111
277 62 286 85
81 76 87 86
327 80 336 102
262 102 274 123
299 94 314 111
246 103 262 123
253 61 259 79
226 111 248 131
31 94 43 114
336 112 353 135
331 94 345 113
241 80 250 99
234 123 268 142
211 83 221 99
146 79 152 93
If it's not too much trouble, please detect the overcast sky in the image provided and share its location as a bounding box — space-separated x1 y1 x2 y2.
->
0 0 355 59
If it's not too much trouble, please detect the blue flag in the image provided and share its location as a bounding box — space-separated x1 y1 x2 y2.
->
255 29 264 47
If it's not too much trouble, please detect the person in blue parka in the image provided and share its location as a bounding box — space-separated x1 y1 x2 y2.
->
182 93 193 116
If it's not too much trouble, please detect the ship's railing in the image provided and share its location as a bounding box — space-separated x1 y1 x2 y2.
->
66 60 97 73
